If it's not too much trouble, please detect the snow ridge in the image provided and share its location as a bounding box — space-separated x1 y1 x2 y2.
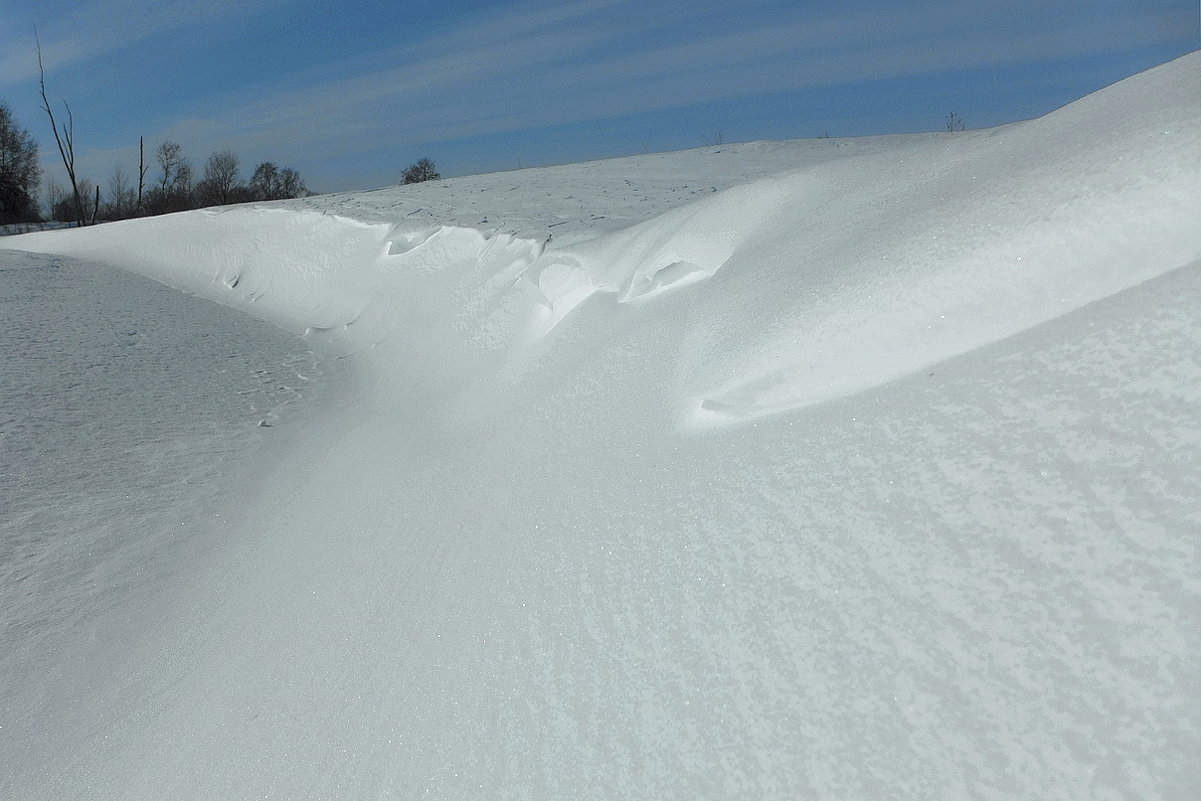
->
11 53 1201 422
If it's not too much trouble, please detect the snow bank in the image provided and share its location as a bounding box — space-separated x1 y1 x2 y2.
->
13 209 518 344
15 55 1199 422
535 52 1201 420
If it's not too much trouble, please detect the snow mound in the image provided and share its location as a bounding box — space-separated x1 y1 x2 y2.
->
12 208 547 375
535 52 1201 423
15 55 1199 425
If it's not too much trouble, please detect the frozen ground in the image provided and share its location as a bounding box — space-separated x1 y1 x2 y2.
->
2 53 1199 800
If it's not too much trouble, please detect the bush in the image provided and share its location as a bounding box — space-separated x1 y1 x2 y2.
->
402 158 439 185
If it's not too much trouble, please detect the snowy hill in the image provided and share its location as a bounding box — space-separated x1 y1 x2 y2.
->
3 52 1199 800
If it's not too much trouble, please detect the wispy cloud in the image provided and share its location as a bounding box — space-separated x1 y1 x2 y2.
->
0 0 284 86
14 0 1197 189
145 1 1186 156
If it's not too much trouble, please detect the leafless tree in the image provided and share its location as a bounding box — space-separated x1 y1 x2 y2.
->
199 150 239 205
248 161 308 201
278 167 306 199
45 178 64 217
945 112 965 132
35 29 84 225
248 161 279 199
104 164 136 219
137 136 148 214
150 140 192 213
156 140 183 193
175 161 193 192
50 176 96 222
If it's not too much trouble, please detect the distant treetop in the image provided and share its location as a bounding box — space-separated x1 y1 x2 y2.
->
402 158 440 185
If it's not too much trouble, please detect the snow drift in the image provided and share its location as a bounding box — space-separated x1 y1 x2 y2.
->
3 53 1199 800
15 54 1199 422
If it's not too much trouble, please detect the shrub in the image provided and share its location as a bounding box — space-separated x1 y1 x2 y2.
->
402 158 440 185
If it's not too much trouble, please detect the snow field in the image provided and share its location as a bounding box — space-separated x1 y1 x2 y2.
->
2 52 1199 800
0 251 329 794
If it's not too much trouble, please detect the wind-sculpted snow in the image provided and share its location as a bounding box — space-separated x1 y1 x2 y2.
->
12 208 549 377
4 53 1200 801
531 53 1201 422
15 55 1199 423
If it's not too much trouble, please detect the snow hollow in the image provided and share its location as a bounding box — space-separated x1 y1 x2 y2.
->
2 53 1199 800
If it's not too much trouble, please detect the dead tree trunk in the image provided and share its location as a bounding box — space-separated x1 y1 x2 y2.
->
137 136 147 215
35 30 84 226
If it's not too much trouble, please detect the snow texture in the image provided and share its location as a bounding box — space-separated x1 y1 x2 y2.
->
2 53 1199 800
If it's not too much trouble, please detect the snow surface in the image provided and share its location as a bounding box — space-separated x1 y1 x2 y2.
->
2 53 1200 799
0 249 328 711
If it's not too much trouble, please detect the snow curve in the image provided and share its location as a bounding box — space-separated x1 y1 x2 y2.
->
12 55 1198 426
526 52 1201 424
11 208 547 376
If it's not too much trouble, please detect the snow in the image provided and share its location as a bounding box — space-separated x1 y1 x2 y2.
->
2 53 1199 799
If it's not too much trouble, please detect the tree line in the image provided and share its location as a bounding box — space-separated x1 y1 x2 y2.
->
2 98 309 226
46 139 311 222
0 102 41 224
5 29 450 227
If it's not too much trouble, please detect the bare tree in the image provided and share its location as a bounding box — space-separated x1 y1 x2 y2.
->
149 140 192 213
248 161 279 200
137 136 148 214
156 140 183 193
278 167 306 199
248 161 308 201
199 150 239 205
945 112 965 132
104 164 136 219
175 161 193 193
45 178 65 219
50 176 95 222
35 29 84 225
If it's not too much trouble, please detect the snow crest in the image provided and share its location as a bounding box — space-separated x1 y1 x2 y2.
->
532 53 1201 424
12 209 546 378
13 55 1200 425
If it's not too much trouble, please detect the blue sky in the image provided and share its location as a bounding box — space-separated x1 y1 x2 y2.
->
1 0 1197 194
